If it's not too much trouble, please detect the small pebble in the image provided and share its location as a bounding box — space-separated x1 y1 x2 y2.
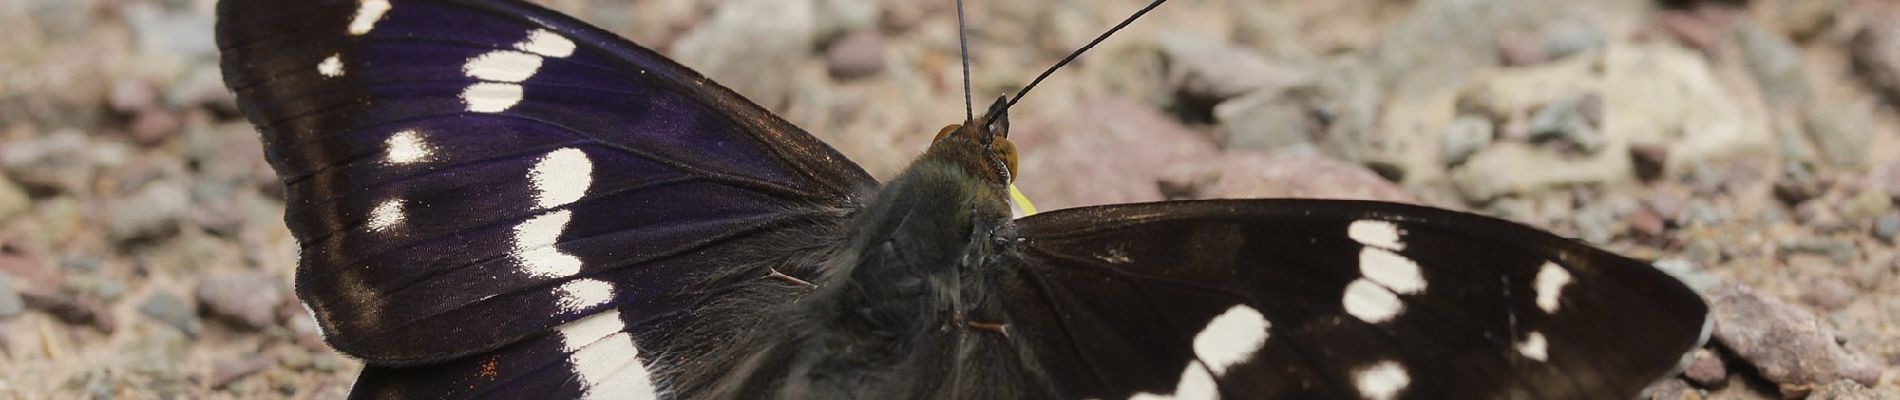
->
0 272 23 318
1630 143 1669 182
1874 212 1900 244
1772 162 1827 206
1526 94 1605 154
824 29 885 80
138 291 201 336
1682 348 1727 388
1627 209 1666 237
210 355 276 389
129 109 183 145
1801 278 1856 311
23 288 116 332
1439 115 1494 166
196 272 285 330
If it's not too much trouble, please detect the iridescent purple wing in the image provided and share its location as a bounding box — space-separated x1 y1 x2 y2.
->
217 0 873 374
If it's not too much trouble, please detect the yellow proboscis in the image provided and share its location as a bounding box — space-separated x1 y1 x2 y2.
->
1008 184 1038 216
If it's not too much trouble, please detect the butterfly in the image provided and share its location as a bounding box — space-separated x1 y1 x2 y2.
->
217 0 1713 398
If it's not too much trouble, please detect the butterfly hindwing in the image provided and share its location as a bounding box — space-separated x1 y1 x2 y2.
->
1002 199 1711 399
218 0 874 366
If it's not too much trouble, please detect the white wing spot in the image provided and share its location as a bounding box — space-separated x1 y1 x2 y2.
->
1359 247 1425 295
1193 305 1270 375
366 199 403 232
1354 360 1410 400
317 54 344 77
530 148 593 209
556 310 658 399
462 82 523 113
1343 279 1403 323
1130 364 1218 400
1534 261 1572 313
1348 219 1405 250
464 50 545 83
347 0 392 35
555 278 614 313
383 130 431 164
1517 331 1549 362
513 210 582 278
517 29 577 58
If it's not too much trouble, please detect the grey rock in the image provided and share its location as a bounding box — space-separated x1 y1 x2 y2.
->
165 65 237 112
1160 35 1303 104
1778 237 1859 267
105 180 192 242
824 29 885 80
1540 20 1605 61
1708 283 1882 390
0 272 23 318
1571 204 1617 245
1438 115 1493 166
1681 348 1726 388
0 176 27 222
1653 258 1719 293
1738 24 1811 108
1874 212 1900 244
123 2 217 61
1215 90 1320 151
1852 16 1900 102
138 291 201 337
63 275 127 304
196 272 285 330
0 129 94 194
1526 94 1605 154
811 0 877 40
1684 238 1723 265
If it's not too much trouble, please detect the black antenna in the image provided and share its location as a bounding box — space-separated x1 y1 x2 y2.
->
956 0 974 122
983 0 1168 128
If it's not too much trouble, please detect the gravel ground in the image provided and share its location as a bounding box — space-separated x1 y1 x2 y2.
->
1 0 1896 398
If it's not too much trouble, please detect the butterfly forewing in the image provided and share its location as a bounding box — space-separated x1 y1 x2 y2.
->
1004 200 1710 399
218 0 874 366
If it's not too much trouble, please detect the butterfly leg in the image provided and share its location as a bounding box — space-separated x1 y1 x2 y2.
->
765 268 819 289
966 321 1010 338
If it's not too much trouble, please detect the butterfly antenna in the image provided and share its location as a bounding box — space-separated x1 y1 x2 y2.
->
956 0 975 122
983 0 1168 128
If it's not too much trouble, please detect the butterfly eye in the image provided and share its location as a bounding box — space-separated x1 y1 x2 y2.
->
935 124 961 143
993 137 1018 183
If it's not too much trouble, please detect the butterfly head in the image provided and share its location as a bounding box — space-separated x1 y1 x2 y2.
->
928 95 1018 186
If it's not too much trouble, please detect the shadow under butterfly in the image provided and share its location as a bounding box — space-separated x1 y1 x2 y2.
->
216 0 1713 398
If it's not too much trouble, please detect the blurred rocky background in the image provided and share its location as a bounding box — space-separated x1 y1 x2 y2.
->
0 0 1896 398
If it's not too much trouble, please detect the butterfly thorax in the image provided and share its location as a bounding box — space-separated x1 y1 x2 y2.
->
777 144 1018 394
